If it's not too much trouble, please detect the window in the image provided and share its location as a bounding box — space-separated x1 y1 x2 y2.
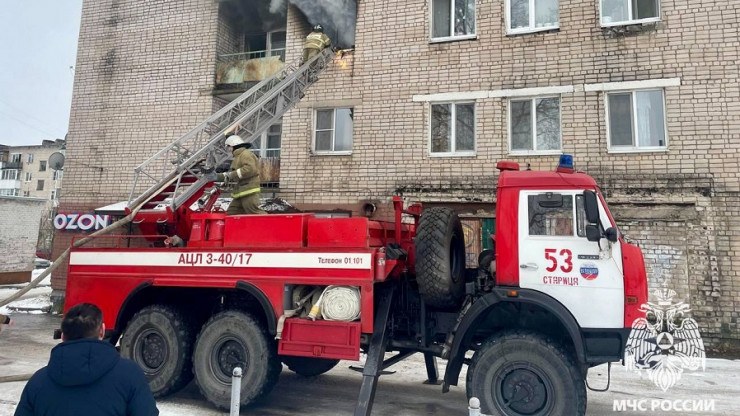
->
53 170 62 181
0 189 19 196
24 191 30 197
25 172 32 182
508 0 559 33
607 89 666 151
26 153 34 163
431 0 476 41
509 97 561 154
1 170 19 180
50 190 56 200
253 123 282 158
314 108 354 154
245 30 287 60
430 102 475 155
528 193 587 237
39 161 47 172
37 180 44 191
10 153 21 163
601 0 659 25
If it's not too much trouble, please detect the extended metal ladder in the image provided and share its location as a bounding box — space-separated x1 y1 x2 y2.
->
127 48 335 212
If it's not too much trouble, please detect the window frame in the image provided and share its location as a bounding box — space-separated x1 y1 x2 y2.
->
525 191 588 239
312 108 354 156
1 170 19 180
39 161 47 172
252 123 282 158
505 0 560 35
37 179 44 191
605 88 668 153
25 172 32 182
10 153 21 163
428 101 477 157
508 95 563 156
429 0 478 43
600 0 661 27
26 153 34 163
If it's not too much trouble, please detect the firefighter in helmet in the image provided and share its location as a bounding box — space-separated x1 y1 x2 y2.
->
205 135 266 215
303 24 331 63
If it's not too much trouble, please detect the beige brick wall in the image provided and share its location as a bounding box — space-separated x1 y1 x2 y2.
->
280 1 740 350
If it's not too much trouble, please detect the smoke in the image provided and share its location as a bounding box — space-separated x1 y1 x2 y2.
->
289 0 357 48
269 0 285 14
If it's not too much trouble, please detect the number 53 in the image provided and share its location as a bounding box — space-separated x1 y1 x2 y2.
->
545 248 573 273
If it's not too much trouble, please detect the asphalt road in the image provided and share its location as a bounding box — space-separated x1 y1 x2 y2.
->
1 313 739 416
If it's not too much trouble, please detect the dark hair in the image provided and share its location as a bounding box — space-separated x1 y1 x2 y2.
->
61 303 103 341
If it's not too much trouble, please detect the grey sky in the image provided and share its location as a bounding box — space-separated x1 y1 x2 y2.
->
0 0 83 147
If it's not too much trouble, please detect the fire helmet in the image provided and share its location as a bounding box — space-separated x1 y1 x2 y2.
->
225 135 246 147
313 24 323 32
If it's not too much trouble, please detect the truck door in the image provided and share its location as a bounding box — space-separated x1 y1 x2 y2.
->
517 190 624 328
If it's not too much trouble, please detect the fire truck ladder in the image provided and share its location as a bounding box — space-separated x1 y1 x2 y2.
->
127 48 335 213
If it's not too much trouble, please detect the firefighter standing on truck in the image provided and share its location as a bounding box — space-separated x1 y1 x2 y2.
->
303 24 331 63
205 135 266 215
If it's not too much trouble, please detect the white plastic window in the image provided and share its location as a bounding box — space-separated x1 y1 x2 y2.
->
431 0 476 41
509 97 561 154
508 0 559 34
430 102 476 156
314 108 354 154
601 0 659 26
607 89 667 151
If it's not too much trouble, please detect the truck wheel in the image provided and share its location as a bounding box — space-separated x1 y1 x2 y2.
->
120 305 195 397
466 331 586 416
415 207 466 310
281 356 340 377
193 311 281 409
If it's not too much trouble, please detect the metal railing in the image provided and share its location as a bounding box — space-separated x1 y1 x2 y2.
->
218 48 286 64
127 48 334 211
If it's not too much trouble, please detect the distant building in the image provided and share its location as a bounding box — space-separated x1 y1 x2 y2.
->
0 139 65 202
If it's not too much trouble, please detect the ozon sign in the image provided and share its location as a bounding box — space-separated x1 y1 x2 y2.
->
54 213 111 231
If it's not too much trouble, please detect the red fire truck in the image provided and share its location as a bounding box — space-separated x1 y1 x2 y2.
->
62 156 647 416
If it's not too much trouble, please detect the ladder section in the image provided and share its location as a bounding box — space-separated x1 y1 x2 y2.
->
127 48 335 213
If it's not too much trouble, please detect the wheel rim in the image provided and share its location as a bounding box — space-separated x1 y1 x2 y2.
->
209 335 249 384
494 363 553 415
134 328 168 374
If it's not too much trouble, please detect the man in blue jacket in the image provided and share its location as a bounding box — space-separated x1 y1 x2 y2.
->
14 303 159 416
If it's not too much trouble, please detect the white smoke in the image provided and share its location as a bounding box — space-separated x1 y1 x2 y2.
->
289 0 357 48
269 0 285 14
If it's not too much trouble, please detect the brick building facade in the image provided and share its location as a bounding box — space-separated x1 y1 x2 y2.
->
56 0 739 352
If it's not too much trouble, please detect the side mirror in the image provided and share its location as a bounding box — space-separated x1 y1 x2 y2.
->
583 190 600 224
604 227 619 243
586 224 601 242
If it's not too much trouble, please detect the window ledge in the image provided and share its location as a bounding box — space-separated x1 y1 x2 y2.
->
506 26 560 37
607 147 668 154
430 34 478 44
311 151 353 157
429 152 477 158
601 17 660 27
509 150 563 156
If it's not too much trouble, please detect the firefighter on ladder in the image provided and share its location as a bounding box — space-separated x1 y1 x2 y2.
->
205 135 266 215
303 24 331 63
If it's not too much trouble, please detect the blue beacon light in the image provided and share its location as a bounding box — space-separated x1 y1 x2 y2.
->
557 154 574 173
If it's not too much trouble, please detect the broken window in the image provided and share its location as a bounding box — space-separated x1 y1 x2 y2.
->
314 108 353 154
244 30 286 60
601 0 659 25
432 0 476 40
508 0 559 33
510 97 561 153
607 89 666 150
430 102 475 155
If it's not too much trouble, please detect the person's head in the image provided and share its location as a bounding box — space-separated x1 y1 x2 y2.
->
61 303 104 341
224 134 251 152
313 24 323 33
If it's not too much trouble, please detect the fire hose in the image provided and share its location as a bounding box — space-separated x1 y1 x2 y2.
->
318 285 362 322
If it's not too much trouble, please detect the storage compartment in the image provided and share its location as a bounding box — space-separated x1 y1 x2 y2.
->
223 213 313 248
188 212 226 248
307 217 369 248
277 318 360 361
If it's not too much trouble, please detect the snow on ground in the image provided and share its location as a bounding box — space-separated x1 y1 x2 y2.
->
0 268 52 315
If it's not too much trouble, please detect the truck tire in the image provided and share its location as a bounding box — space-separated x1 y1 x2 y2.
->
193 310 281 409
120 305 195 397
466 330 586 416
281 356 340 377
415 207 466 310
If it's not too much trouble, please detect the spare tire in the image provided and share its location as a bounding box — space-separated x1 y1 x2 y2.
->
415 207 466 310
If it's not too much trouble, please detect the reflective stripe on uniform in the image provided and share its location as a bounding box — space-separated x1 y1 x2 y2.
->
231 187 260 199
